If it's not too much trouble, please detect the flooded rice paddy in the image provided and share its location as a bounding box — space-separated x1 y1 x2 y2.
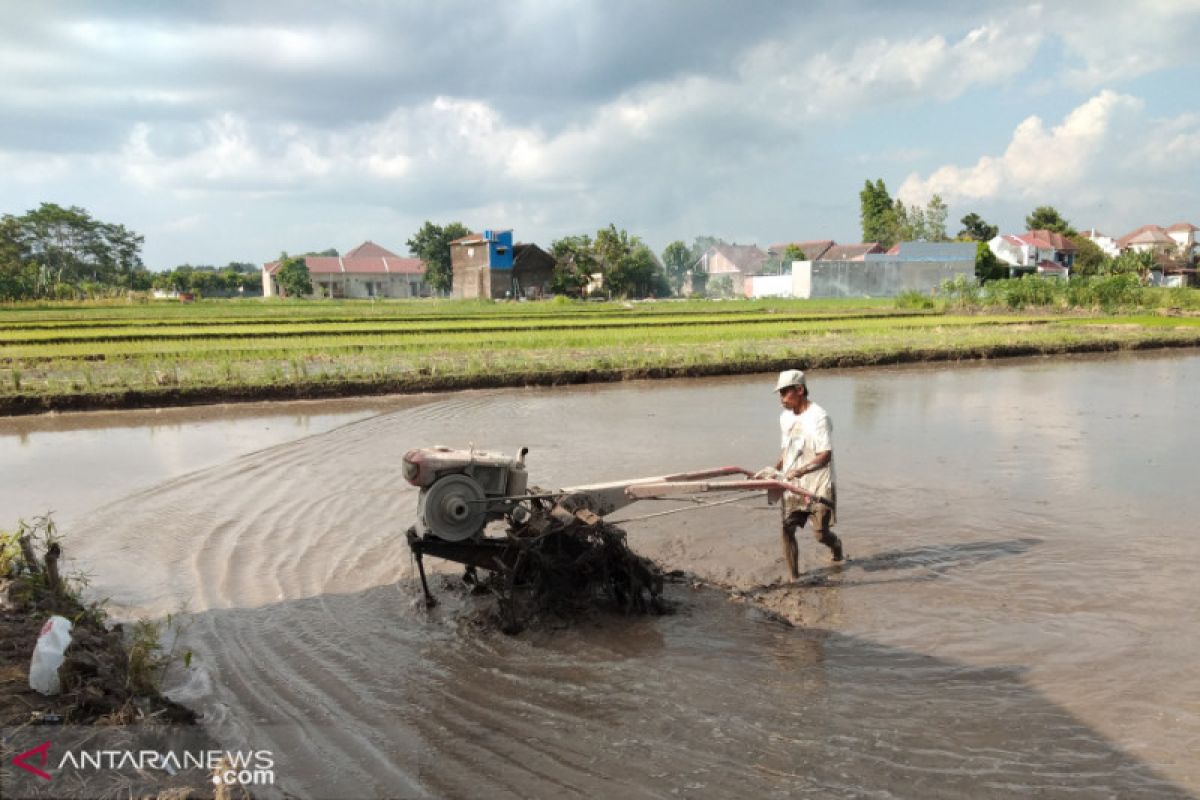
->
2 352 1197 798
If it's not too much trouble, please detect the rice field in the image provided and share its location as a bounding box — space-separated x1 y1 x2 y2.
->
2 296 1199 414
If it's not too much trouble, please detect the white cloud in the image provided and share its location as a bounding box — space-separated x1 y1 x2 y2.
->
1049 0 1200 88
2 2 1199 266
743 16 1043 119
898 90 1144 203
1140 112 1200 169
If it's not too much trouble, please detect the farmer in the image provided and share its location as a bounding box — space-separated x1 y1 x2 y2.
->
760 369 844 577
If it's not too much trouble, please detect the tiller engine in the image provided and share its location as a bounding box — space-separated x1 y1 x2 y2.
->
402 445 811 607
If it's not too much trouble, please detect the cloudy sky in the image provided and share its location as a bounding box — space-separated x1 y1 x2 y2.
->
2 1 1198 269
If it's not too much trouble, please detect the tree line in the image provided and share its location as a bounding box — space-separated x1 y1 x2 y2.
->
1 203 148 300
0 202 265 301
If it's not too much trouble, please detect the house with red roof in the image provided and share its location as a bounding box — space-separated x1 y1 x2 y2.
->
1117 223 1198 261
1115 222 1200 287
987 230 1077 278
262 241 428 298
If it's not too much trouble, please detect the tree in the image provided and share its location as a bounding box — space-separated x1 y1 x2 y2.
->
406 221 471 294
1025 206 1076 236
887 194 952 243
925 194 949 242
1111 250 1155 280
274 253 313 297
758 243 807 276
958 213 998 242
0 215 36 300
974 241 1006 283
894 199 927 242
594 225 669 298
860 179 897 247
18 203 144 287
1070 235 1110 277
549 234 596 296
0 203 145 297
661 240 691 293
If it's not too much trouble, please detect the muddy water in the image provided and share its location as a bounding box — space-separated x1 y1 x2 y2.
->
6 352 1200 798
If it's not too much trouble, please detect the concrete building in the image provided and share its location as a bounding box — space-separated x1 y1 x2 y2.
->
450 230 556 299
262 241 427 298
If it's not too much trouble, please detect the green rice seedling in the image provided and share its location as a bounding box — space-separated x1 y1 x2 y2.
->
895 290 936 310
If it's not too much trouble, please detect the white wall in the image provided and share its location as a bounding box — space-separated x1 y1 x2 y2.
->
793 261 812 298
746 274 794 298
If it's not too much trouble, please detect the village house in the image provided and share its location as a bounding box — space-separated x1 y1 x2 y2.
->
1117 223 1199 260
262 241 427 298
987 230 1077 278
687 243 769 296
450 230 556 299
1116 222 1200 286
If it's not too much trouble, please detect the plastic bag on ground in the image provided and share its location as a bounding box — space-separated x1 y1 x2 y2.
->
29 615 73 695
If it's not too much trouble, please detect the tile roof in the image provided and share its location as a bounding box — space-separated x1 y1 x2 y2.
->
344 240 401 259
263 240 425 275
710 244 769 272
1116 224 1166 249
818 243 882 261
1127 228 1174 245
1166 222 1198 232
1017 230 1078 251
265 255 425 275
769 240 834 260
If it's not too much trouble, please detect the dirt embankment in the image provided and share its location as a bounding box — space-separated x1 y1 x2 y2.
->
4 335 1199 417
0 531 247 798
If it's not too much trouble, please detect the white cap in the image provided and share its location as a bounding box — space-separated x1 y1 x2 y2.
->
774 369 806 391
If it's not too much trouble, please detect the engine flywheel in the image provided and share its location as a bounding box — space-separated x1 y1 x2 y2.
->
418 474 487 541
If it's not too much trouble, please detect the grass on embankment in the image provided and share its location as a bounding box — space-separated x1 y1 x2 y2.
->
2 294 1199 414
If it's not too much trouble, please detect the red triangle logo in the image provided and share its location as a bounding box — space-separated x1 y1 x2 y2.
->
12 741 53 780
